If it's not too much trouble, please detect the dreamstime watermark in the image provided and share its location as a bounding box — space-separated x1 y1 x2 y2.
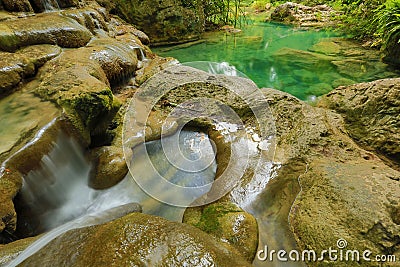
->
122 64 276 207
257 238 397 263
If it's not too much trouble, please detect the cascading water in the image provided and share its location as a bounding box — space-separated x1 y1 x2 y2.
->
41 0 60 11
131 45 148 69
14 133 145 237
8 128 217 266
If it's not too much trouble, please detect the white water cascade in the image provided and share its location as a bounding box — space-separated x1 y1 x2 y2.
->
41 0 60 11
8 128 217 266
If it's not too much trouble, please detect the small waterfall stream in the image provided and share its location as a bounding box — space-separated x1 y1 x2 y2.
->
9 128 217 266
41 0 60 11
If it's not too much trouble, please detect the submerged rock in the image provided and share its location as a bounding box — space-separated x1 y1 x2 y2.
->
272 47 334 70
18 213 250 266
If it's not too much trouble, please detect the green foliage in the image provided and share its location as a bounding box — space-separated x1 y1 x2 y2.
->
201 0 399 53
337 0 384 40
251 0 270 11
202 0 246 28
375 0 400 48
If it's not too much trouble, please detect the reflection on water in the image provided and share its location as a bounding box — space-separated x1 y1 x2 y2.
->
154 22 399 100
129 129 217 209
182 61 249 78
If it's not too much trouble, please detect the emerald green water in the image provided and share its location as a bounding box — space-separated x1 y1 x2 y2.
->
154 22 399 100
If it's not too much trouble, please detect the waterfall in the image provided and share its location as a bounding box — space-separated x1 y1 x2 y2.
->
130 45 149 69
7 129 216 266
13 133 147 237
41 0 60 12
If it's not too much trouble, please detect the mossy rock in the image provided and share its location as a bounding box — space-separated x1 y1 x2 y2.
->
89 145 128 189
32 36 142 142
19 213 251 266
0 45 61 97
61 6 109 34
102 0 205 45
183 202 258 262
0 13 92 52
0 236 38 264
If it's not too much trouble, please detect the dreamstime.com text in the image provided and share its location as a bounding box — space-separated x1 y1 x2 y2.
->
256 239 397 263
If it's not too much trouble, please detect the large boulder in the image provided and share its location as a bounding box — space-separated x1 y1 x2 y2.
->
18 213 251 266
99 0 205 45
0 13 92 52
318 78 400 167
260 87 400 266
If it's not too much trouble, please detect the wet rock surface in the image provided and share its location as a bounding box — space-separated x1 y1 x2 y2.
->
0 45 61 97
0 0 85 13
1 0 33 13
18 212 251 267
0 1 399 266
0 13 93 52
0 236 38 264
0 0 151 246
183 202 258 262
89 146 128 189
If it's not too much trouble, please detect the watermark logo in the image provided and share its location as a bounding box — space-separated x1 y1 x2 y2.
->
257 238 397 263
122 64 276 207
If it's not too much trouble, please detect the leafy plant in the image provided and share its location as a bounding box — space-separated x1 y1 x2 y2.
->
375 0 400 48
202 0 247 28
337 0 384 40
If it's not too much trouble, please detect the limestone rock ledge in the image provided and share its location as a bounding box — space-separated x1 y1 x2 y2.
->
0 1 152 243
18 213 251 267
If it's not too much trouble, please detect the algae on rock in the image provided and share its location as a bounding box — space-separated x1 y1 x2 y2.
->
18 213 251 267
